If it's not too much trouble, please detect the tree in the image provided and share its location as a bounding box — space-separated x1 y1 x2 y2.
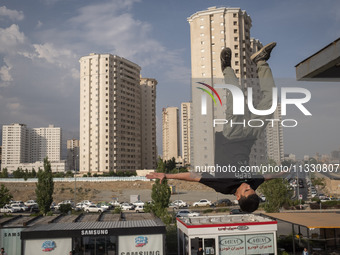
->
156 157 165 172
258 178 291 213
35 157 54 215
145 179 172 224
0 168 9 178
0 184 13 207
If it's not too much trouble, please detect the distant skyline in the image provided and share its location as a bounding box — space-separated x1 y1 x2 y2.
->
0 0 339 159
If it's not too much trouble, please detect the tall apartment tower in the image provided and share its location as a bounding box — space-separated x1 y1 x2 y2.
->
1 123 29 167
188 7 266 169
140 77 157 169
266 104 284 165
181 102 191 165
30 125 61 162
79 54 141 173
162 107 180 161
67 139 80 171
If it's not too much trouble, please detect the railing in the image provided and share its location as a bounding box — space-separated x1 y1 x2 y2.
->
0 176 149 183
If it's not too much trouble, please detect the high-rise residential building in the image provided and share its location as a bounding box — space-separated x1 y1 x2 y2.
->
1 123 63 172
30 125 61 162
181 102 191 165
266 105 284 165
1 123 29 167
140 78 157 169
79 53 142 174
162 107 180 161
188 6 267 169
67 139 80 171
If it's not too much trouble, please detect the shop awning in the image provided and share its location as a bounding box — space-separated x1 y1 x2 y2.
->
263 212 340 229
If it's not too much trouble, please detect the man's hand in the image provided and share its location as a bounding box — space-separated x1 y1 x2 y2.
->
146 172 166 182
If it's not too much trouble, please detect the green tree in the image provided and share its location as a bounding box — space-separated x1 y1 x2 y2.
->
145 179 172 224
156 156 165 172
0 184 13 207
258 179 291 213
35 157 54 215
0 168 9 178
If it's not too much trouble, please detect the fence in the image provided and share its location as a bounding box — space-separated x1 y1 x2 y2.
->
0 176 149 183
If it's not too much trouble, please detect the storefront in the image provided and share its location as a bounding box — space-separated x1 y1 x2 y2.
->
177 214 277 255
20 213 166 255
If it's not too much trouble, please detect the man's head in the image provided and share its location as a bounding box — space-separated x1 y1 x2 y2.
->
235 183 260 213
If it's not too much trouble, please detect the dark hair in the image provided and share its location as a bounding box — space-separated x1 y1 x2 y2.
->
238 194 260 213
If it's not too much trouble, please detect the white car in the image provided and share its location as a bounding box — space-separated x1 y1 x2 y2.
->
11 203 28 212
76 203 86 210
172 200 188 208
0 205 16 213
135 205 144 213
109 200 120 207
85 204 107 213
97 202 112 210
132 200 145 207
25 200 37 207
81 200 93 206
193 199 212 207
120 203 135 210
176 210 200 218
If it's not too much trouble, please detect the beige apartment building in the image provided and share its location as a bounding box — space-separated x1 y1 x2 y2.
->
181 102 191 165
30 125 61 162
140 78 158 169
266 104 284 165
162 107 180 161
188 6 267 169
1 123 63 172
80 53 159 174
67 139 80 171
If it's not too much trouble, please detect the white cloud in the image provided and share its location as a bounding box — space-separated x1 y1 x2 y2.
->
32 43 77 68
0 61 13 87
0 6 24 21
36 20 43 28
0 24 26 54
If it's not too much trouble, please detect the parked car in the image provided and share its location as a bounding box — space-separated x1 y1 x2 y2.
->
172 200 188 208
109 200 120 207
80 200 93 206
193 199 212 207
212 199 232 207
230 209 244 215
85 204 107 213
176 210 200 218
76 203 86 210
0 205 16 213
318 194 326 200
132 200 145 207
25 200 37 207
11 203 28 212
260 195 266 202
135 205 144 213
120 203 135 210
97 202 113 210
168 202 179 209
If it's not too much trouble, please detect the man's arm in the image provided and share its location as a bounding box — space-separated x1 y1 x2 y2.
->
146 172 202 183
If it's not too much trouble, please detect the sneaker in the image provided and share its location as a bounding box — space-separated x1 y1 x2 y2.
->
251 42 276 64
220 47 232 71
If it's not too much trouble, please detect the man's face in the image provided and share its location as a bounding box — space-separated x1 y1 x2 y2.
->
235 183 255 200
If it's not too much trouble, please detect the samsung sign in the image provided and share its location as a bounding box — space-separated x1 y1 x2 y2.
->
81 229 109 236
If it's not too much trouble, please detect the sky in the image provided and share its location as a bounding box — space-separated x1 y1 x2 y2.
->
0 0 339 160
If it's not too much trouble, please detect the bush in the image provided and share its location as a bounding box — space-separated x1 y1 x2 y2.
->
113 207 122 214
216 208 229 213
203 209 214 214
59 204 72 214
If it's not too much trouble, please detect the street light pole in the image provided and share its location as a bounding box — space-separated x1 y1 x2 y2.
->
74 154 78 204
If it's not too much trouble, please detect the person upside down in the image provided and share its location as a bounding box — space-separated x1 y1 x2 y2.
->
147 42 281 213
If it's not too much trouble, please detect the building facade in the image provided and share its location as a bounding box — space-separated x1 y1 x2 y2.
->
181 102 191 165
162 107 180 161
266 105 284 165
140 78 157 169
79 54 142 174
67 139 80 171
1 123 63 172
188 7 267 169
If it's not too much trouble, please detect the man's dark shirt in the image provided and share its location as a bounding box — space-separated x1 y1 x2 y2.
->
198 131 264 194
199 173 264 195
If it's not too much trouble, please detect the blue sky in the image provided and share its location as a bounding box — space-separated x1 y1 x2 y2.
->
0 0 339 159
